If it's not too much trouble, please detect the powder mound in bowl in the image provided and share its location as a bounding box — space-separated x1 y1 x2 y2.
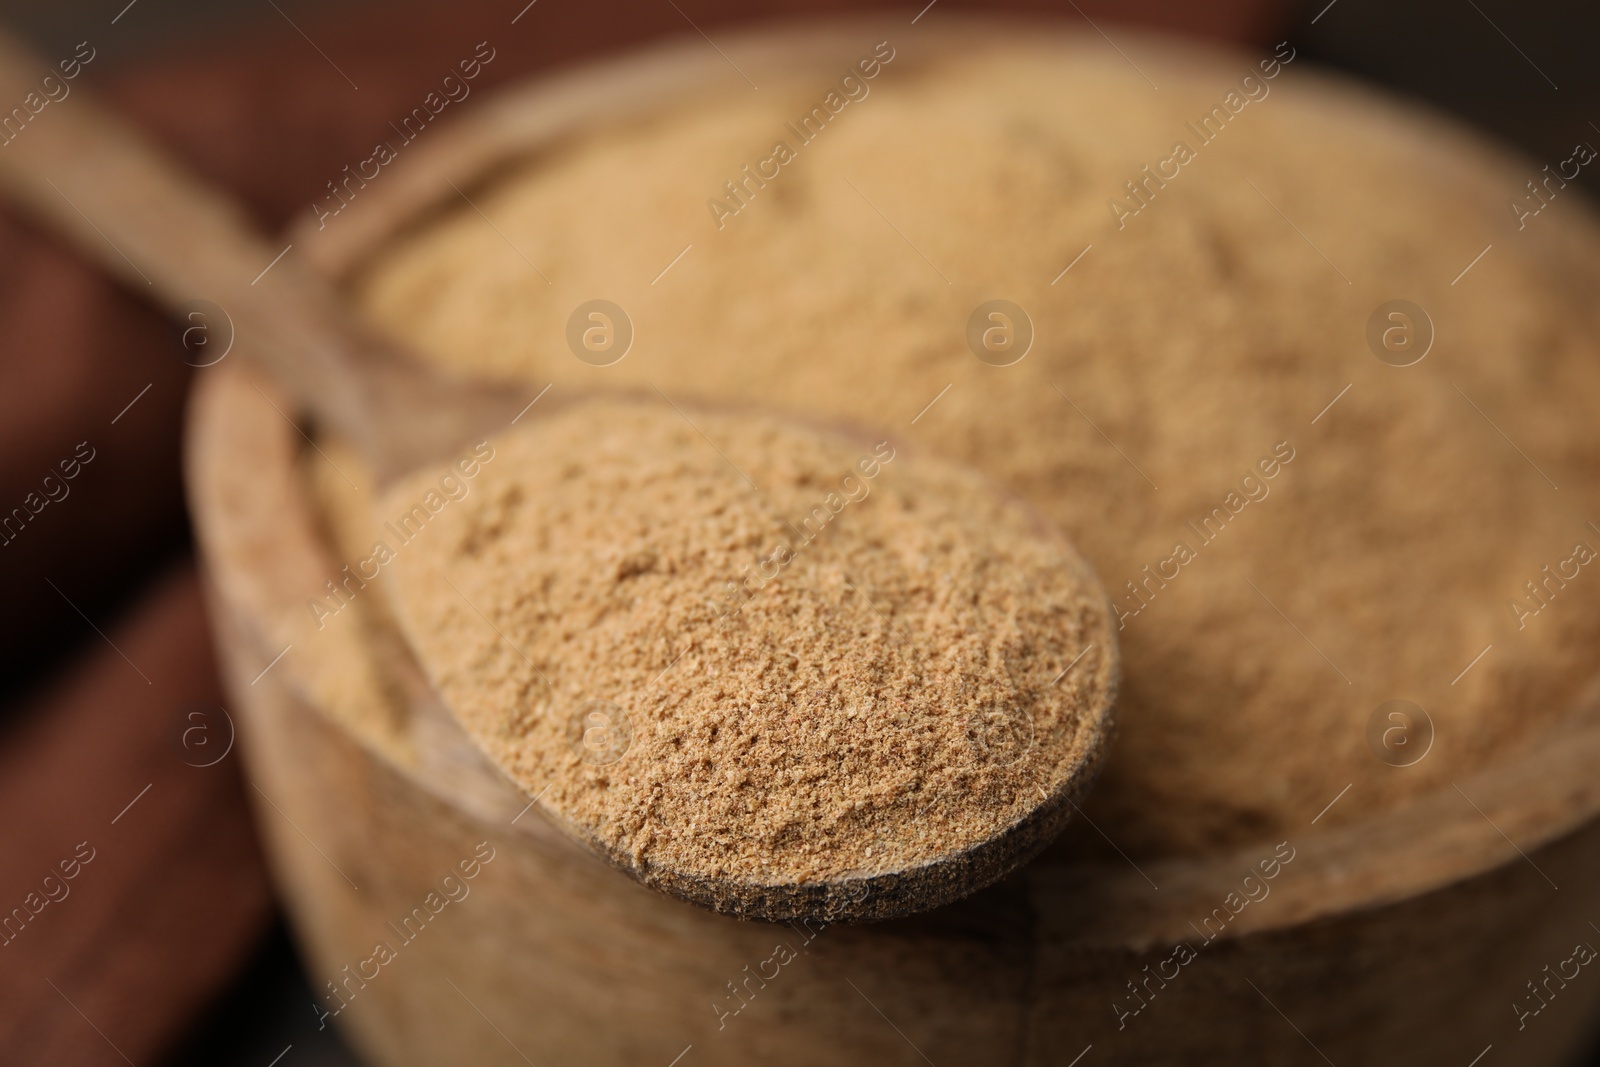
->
345 37 1600 862
381 398 1117 920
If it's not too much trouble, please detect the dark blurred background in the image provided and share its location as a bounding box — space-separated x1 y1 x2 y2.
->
0 0 1594 1063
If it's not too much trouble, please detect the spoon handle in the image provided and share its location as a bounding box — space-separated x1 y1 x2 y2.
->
0 29 392 457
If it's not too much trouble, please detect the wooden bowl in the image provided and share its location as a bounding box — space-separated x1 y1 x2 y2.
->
188 19 1600 1066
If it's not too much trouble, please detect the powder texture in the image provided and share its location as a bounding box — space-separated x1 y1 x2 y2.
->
345 36 1600 859
377 400 1115 892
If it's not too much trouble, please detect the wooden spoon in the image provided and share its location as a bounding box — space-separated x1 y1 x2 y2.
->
0 30 1118 923
0 30 523 484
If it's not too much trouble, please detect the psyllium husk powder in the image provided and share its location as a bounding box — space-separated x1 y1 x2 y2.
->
304 41 1600 860
375 400 1115 887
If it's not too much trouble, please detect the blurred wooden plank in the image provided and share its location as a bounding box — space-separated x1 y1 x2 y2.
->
0 566 273 1065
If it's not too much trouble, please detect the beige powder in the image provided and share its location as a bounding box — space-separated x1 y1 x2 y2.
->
346 38 1600 859
374 399 1115 903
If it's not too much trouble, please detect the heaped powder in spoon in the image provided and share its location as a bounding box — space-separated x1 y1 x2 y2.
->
379 398 1115 904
